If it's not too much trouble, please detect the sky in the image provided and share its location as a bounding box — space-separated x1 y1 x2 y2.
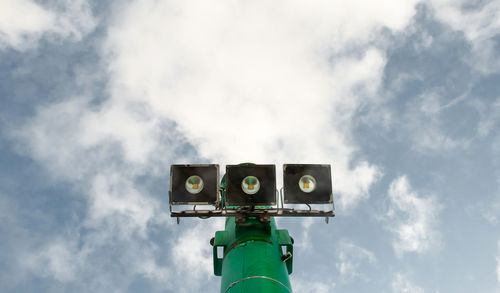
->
1 0 500 292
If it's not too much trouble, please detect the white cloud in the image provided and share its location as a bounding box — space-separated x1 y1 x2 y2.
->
171 219 224 282
0 0 54 49
22 224 180 291
10 95 177 289
10 0 427 290
428 0 500 73
293 217 316 250
392 273 425 293
86 173 159 238
385 176 441 256
25 237 85 282
336 240 376 282
11 2 424 244
0 0 96 50
101 0 419 210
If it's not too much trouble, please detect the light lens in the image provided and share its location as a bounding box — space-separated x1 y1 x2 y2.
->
299 175 316 193
185 175 204 194
241 176 260 195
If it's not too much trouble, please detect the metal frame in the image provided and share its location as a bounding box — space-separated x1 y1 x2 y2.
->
171 208 334 218
170 188 336 223
170 187 335 219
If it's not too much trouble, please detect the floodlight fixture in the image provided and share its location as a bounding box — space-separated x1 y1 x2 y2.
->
283 164 332 204
169 163 334 221
225 164 276 206
170 164 219 205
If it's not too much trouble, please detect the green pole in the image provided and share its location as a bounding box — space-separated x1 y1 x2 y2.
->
212 216 294 293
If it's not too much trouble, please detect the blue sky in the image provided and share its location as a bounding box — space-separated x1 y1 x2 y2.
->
1 0 500 292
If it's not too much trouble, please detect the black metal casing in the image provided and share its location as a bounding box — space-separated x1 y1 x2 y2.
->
283 164 332 204
170 164 219 205
226 164 276 206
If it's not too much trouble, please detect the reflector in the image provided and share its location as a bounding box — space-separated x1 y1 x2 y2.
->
226 164 276 206
299 175 316 193
185 175 204 194
241 175 260 195
283 164 332 204
170 164 219 205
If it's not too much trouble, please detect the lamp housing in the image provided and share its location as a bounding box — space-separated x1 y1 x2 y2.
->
226 164 276 206
283 164 332 204
170 164 219 205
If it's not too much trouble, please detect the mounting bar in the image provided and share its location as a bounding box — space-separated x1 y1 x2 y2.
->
170 209 335 218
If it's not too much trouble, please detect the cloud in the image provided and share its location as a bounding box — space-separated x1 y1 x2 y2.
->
13 96 161 181
336 240 376 282
171 219 224 282
385 176 441 256
392 273 425 293
101 0 418 209
427 0 500 73
0 0 96 50
8 0 429 290
8 95 181 290
25 237 85 282
0 0 54 49
292 217 316 250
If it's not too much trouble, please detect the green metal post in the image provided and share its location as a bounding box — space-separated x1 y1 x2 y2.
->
213 216 294 293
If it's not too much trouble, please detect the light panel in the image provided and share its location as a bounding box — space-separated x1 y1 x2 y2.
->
226 164 276 206
170 164 219 205
283 164 332 204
